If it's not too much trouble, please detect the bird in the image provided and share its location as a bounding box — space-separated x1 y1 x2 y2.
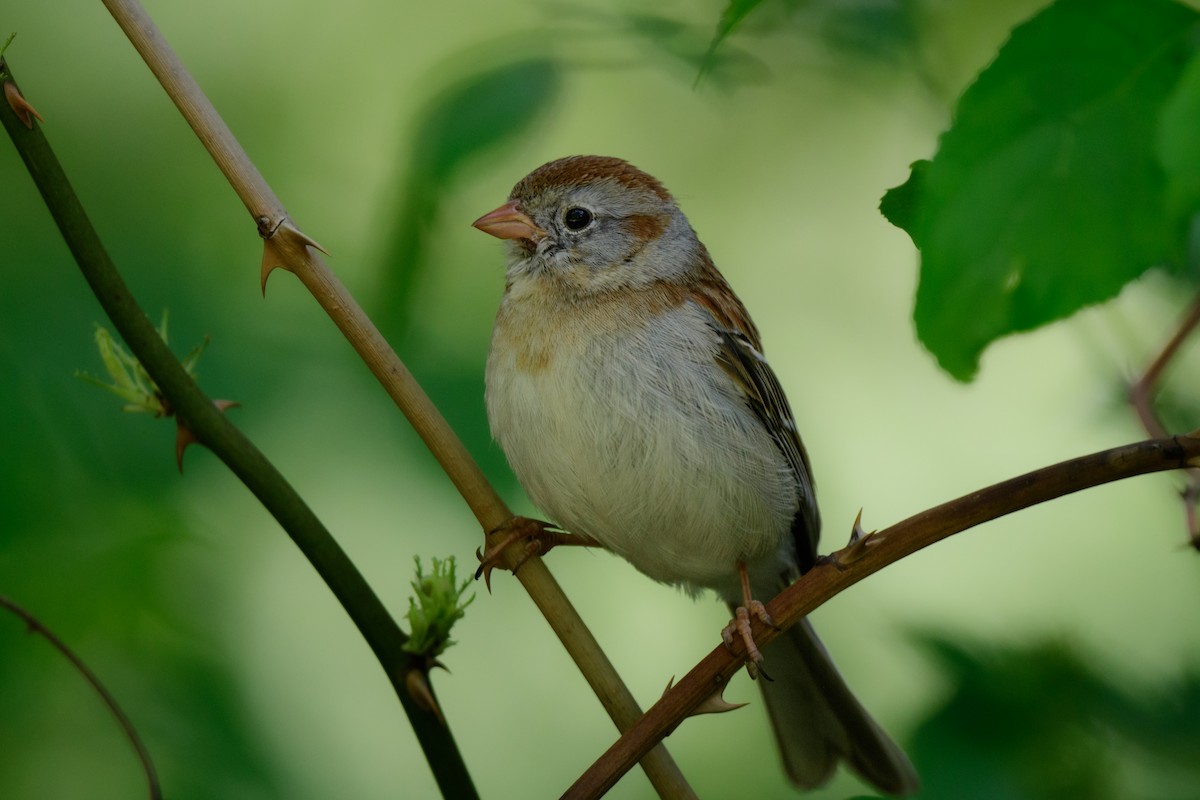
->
472 154 918 795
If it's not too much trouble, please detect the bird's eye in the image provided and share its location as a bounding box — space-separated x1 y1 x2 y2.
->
563 207 593 231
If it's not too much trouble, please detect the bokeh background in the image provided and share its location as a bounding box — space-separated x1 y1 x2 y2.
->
4 1 1200 797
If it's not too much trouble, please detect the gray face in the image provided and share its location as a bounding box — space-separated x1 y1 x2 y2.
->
507 177 701 296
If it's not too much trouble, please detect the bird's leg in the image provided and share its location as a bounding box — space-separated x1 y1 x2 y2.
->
475 516 602 590
721 561 777 680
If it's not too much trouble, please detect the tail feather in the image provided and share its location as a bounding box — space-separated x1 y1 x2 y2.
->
753 615 919 795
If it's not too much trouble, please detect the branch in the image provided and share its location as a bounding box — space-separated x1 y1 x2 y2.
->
565 434 1200 798
1129 291 1200 546
1130 295 1200 433
0 56 477 799
95 2 695 797
0 595 162 799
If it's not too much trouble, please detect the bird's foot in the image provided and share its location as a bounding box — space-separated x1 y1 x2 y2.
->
722 561 779 679
474 516 599 591
721 599 776 680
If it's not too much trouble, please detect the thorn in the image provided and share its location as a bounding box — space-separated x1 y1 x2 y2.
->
850 508 868 543
175 424 198 474
690 683 749 717
404 669 445 726
820 508 879 570
283 222 328 256
175 399 239 472
258 220 329 296
260 239 288 296
660 675 747 734
4 80 44 129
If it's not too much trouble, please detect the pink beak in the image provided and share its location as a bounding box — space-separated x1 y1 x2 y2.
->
472 200 546 242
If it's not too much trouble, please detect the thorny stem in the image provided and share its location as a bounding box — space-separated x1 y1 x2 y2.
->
565 434 1200 799
0 595 162 800
1129 292 1200 437
97 2 693 797
1129 292 1200 546
0 57 477 799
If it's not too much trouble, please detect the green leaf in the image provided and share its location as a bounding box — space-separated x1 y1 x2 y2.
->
376 58 561 333
410 59 560 186
879 159 929 247
1159 50 1200 226
77 311 208 415
698 0 765 81
909 635 1200 798
885 0 1200 381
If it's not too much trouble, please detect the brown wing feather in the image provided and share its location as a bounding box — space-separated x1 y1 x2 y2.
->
687 255 821 567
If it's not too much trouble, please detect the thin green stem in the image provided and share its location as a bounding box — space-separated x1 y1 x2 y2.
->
1 57 478 799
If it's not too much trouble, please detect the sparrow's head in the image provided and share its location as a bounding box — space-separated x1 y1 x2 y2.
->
473 155 704 295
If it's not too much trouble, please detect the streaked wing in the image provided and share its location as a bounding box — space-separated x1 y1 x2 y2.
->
687 266 821 566
713 326 820 561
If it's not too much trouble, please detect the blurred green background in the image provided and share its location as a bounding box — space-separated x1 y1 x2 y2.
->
3 1 1200 797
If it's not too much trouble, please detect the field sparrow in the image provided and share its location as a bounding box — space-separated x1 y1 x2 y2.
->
474 155 918 794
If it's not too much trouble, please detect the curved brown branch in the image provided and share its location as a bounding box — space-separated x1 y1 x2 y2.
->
565 434 1200 799
0 595 162 799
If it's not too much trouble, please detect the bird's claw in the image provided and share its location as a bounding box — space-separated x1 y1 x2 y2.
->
722 600 776 681
475 517 598 591
475 517 547 591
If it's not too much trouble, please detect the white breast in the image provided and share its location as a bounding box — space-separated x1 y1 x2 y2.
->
485 288 799 598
